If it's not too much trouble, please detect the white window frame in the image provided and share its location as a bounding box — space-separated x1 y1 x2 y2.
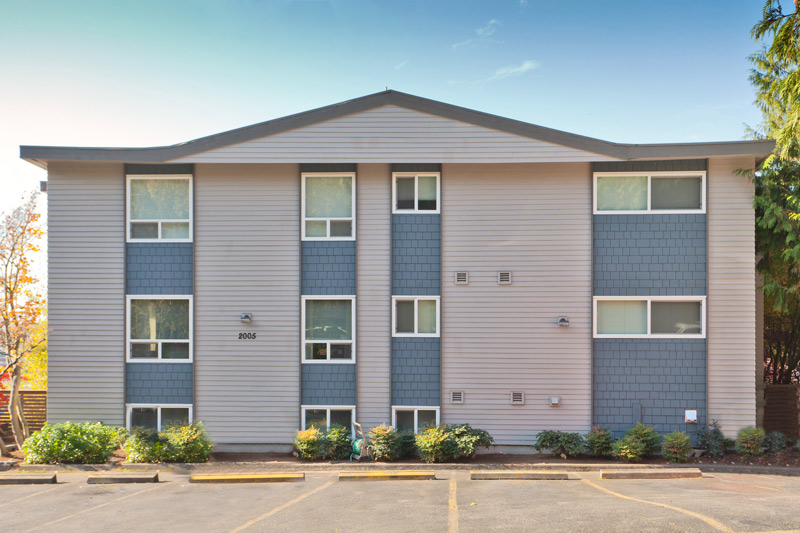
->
126 404 193 431
301 405 356 437
593 171 707 215
126 174 193 243
392 172 441 214
301 295 356 364
391 296 441 337
301 172 356 240
391 406 441 433
126 295 194 363
593 295 706 339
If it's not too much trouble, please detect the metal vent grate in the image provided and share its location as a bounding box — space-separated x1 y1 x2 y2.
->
510 391 525 405
450 391 464 404
498 272 512 285
454 272 469 285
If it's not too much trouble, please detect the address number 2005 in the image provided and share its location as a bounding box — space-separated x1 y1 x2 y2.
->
238 332 257 340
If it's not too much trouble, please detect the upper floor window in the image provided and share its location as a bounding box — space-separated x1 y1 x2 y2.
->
127 175 192 241
593 172 705 214
392 296 440 337
302 173 355 240
302 296 355 362
393 173 440 213
127 296 192 362
593 296 705 338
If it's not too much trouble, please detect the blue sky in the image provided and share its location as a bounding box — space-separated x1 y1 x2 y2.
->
0 0 768 221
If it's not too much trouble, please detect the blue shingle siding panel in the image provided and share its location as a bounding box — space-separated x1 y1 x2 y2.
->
593 338 706 438
126 363 193 404
301 364 357 405
392 214 441 296
593 214 706 296
301 241 357 295
126 243 194 295
392 338 441 405
592 160 707 173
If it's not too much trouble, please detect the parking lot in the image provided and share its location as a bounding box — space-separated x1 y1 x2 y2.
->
4 470 800 532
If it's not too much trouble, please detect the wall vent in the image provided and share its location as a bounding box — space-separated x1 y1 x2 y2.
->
510 391 525 405
450 391 464 404
454 272 469 285
497 271 512 285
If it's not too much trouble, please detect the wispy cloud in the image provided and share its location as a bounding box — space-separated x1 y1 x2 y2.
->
487 59 540 81
452 19 503 50
519 0 529 6
394 60 408 71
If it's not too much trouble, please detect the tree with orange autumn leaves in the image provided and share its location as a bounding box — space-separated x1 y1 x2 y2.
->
0 192 45 454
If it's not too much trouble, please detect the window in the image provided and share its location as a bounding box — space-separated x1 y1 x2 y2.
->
392 407 440 433
393 173 440 213
127 175 192 241
301 406 355 434
392 296 440 337
593 172 705 214
302 297 355 362
302 173 355 239
126 404 192 431
127 296 192 362
594 297 705 338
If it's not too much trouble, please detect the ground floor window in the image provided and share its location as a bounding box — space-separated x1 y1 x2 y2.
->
301 405 355 434
126 404 192 431
392 406 440 433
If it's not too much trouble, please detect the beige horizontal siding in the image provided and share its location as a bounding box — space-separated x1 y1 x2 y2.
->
441 163 592 445
707 156 757 436
47 162 125 424
194 164 300 444
173 106 619 164
356 164 392 429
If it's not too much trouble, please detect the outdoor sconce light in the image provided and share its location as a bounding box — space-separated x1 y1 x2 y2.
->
557 316 570 327
548 396 561 407
685 410 698 423
240 313 253 324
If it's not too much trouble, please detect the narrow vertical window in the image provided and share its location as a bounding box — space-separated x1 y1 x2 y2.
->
127 176 192 241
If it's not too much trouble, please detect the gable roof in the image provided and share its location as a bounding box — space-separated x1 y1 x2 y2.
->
20 90 774 169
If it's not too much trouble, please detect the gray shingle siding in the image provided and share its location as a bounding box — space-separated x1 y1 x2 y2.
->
593 214 706 296
392 214 441 296
126 363 193 404
126 243 194 295
392 338 441 406
301 241 357 295
593 338 706 437
301 364 357 405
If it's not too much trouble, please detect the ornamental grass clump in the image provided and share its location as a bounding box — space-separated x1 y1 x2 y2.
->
661 431 693 463
585 426 614 458
532 430 585 458
736 426 766 457
22 422 126 464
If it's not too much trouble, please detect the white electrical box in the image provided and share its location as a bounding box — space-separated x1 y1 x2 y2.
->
685 410 698 423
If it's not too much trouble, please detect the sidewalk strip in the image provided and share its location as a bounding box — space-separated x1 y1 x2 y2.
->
339 470 436 481
448 479 459 533
190 473 304 484
87 473 159 484
229 480 336 533
601 468 702 480
0 474 57 485
580 478 732 533
470 471 571 480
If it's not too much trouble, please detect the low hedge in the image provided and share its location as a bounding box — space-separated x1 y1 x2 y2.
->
124 422 214 463
415 424 493 463
22 422 126 464
293 424 353 460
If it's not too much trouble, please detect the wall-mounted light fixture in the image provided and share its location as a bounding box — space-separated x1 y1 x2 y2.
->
240 313 253 324
685 410 698 423
557 316 570 327
548 396 561 407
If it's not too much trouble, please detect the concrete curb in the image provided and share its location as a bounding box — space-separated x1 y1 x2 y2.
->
87 473 160 484
0 473 57 484
470 471 572 480
339 470 436 481
189 473 305 483
601 468 703 480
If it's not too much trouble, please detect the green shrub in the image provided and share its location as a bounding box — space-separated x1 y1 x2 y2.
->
764 431 787 455
368 424 399 461
23 422 126 464
736 426 766 457
161 422 214 463
698 421 733 459
661 431 693 463
123 427 167 463
586 426 614 458
612 435 647 462
397 431 417 460
414 424 494 463
294 427 325 460
323 424 353 460
625 423 661 456
533 430 585 458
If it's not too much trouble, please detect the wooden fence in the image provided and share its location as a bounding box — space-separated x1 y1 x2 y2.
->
764 384 800 439
0 390 47 444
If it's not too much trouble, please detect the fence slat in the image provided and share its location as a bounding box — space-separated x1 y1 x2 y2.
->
1 391 48 443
